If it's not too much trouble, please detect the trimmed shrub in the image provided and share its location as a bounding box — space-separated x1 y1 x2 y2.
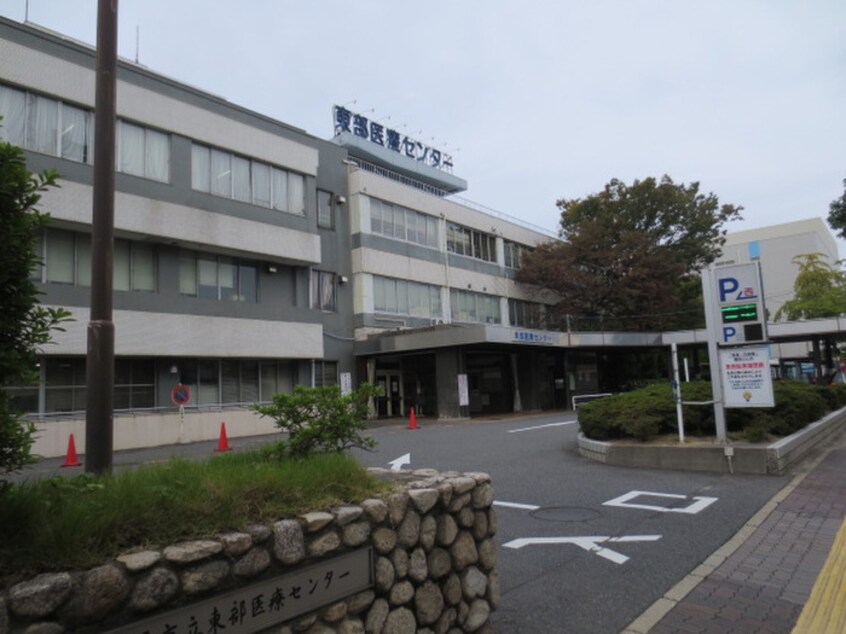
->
578 379 844 442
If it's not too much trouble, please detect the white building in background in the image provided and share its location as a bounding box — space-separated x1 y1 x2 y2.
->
719 217 840 318
718 217 841 369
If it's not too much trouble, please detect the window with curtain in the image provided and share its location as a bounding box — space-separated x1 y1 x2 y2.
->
118 120 169 182
318 190 334 229
191 142 306 214
311 270 336 312
180 250 258 302
450 289 501 324
0 83 95 164
36 230 157 292
367 197 439 248
373 275 442 319
447 223 497 262
0 84 26 146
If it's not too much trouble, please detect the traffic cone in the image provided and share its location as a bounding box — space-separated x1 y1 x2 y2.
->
407 407 418 430
61 433 81 467
214 422 231 452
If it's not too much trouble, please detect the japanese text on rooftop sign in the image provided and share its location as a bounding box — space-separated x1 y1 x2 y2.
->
333 105 454 173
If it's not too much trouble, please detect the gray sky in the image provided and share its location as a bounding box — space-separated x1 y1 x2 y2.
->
3 1 845 249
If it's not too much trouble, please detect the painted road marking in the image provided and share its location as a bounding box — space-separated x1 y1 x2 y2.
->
493 501 541 511
387 453 411 471
507 421 577 433
603 490 719 514
503 535 662 564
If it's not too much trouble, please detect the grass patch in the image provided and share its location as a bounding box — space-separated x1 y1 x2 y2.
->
0 448 390 587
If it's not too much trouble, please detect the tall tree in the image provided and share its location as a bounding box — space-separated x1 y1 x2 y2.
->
773 253 846 321
0 135 70 477
518 175 742 331
826 177 846 240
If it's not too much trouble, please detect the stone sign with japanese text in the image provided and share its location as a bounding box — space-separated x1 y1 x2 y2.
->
107 548 373 634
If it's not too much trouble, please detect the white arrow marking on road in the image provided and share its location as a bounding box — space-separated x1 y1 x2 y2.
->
502 535 662 564
507 421 577 433
603 490 718 514
387 453 411 471
493 501 540 511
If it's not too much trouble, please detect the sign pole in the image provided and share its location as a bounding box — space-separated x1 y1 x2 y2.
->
701 268 728 443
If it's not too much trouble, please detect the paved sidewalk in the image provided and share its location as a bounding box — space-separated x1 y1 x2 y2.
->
624 428 846 634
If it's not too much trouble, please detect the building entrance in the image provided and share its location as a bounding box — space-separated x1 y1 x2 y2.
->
375 371 403 417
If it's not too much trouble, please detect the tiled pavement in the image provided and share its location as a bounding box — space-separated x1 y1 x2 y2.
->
623 430 846 634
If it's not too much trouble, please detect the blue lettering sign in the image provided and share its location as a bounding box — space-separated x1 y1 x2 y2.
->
370 122 385 146
722 326 737 342
386 129 401 152
718 277 739 303
333 106 455 172
334 107 351 134
352 115 369 138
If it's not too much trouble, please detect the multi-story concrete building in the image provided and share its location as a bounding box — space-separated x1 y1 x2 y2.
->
1 17 841 457
0 18 562 456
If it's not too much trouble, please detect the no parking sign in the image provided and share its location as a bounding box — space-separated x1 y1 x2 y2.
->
171 383 192 406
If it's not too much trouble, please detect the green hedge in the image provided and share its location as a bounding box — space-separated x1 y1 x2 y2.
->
577 380 846 442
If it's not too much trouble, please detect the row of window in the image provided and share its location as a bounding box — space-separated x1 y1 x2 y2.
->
370 198 439 248
37 229 349 314
0 84 327 221
373 276 442 319
6 357 330 415
367 196 533 269
371 275 544 327
179 252 258 303
0 84 170 182
191 144 306 215
35 229 156 292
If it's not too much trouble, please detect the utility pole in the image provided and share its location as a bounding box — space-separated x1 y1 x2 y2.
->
85 0 118 475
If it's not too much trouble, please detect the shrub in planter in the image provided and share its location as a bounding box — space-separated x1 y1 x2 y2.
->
579 379 843 443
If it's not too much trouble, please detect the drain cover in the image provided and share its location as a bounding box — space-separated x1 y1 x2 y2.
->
530 506 601 522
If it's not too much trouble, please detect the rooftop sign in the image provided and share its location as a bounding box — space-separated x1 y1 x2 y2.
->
333 105 454 173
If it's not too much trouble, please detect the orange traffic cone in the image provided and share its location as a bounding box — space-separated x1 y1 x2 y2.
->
214 422 231 452
407 407 418 430
61 433 81 467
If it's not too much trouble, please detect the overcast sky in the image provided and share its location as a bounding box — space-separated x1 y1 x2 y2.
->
3 1 845 249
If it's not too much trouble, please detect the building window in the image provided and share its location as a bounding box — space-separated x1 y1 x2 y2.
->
44 357 87 413
117 120 170 182
450 289 501 324
509 299 544 328
114 359 156 410
179 251 258 302
0 83 94 164
311 270 337 312
504 240 532 269
314 361 338 387
318 190 334 229
447 223 496 262
369 197 439 248
191 143 305 214
373 276 442 319
39 229 155 291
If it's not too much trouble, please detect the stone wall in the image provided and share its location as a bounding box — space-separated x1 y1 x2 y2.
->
0 469 498 633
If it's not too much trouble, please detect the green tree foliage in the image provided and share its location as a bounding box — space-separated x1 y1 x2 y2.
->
0 137 70 476
253 383 380 457
517 176 741 331
826 177 846 240
773 253 846 321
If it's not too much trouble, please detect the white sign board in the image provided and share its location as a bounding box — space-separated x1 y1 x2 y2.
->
457 373 469 406
719 346 775 408
340 372 352 396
